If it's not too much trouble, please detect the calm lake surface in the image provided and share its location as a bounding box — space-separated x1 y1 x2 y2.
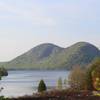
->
0 70 69 97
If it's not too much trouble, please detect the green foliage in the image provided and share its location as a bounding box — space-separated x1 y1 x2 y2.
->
0 67 8 96
0 67 8 76
63 78 68 88
85 68 93 90
2 42 100 70
86 58 100 90
0 96 9 100
38 80 47 92
94 78 100 90
64 78 67 85
57 77 63 90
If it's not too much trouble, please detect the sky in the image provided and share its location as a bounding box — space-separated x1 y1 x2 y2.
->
0 0 100 61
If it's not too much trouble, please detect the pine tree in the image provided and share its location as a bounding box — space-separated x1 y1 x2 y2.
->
38 80 47 92
57 77 63 90
64 78 67 88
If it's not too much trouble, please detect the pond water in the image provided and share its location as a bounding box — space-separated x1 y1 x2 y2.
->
0 70 69 97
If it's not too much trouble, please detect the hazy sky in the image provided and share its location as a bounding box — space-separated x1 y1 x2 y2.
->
0 0 100 61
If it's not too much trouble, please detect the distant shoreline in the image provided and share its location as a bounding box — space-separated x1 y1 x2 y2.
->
7 69 69 71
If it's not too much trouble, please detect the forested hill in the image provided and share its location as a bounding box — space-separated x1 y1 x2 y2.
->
1 42 100 70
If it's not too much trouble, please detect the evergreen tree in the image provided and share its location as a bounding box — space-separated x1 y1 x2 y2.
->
64 78 67 85
38 80 47 92
64 78 67 88
57 77 63 90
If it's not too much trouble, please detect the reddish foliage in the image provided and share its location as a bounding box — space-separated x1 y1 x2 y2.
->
10 90 100 100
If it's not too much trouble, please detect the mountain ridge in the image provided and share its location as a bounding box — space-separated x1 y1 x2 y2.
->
0 42 100 70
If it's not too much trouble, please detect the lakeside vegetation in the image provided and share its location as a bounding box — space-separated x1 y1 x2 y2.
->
0 67 8 77
0 67 8 80
0 67 8 100
0 58 100 100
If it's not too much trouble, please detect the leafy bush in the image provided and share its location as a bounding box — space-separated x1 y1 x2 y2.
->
86 58 100 90
68 66 87 91
0 96 9 100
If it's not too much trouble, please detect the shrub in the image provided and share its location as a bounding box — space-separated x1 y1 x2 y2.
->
0 67 8 76
68 66 87 91
0 96 9 100
86 58 100 90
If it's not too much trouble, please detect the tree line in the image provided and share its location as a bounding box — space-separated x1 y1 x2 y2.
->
37 58 100 92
